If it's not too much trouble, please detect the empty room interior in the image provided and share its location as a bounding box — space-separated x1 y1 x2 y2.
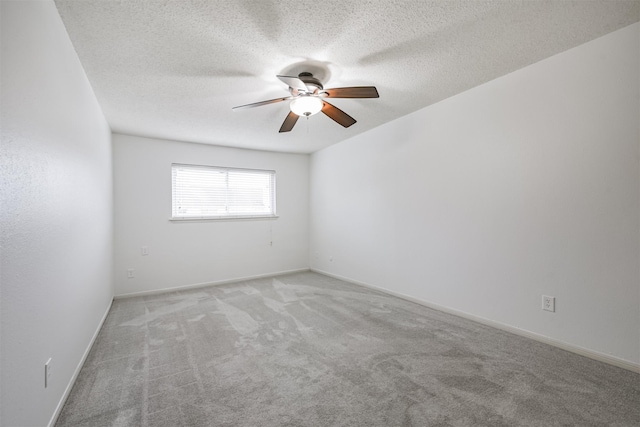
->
1 1 640 426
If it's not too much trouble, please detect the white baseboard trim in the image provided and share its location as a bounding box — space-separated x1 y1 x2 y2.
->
311 268 640 374
47 298 114 427
114 268 311 299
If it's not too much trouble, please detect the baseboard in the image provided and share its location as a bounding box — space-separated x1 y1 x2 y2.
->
311 268 640 374
47 298 114 427
114 268 311 299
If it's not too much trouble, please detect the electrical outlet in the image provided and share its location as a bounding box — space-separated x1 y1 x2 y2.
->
45 358 52 388
141 246 149 256
127 268 135 278
542 295 555 312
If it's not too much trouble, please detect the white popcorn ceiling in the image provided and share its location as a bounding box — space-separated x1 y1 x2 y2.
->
54 0 639 154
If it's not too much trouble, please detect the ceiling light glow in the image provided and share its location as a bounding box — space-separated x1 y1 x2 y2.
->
290 96 322 117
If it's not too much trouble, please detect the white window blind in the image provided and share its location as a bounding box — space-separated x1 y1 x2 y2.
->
171 164 276 219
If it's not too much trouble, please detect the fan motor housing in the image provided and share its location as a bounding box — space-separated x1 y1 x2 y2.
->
298 72 323 91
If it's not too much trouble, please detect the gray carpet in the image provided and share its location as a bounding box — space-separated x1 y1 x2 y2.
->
56 271 640 426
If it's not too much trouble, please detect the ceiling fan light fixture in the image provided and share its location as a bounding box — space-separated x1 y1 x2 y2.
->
290 96 322 117
233 72 378 132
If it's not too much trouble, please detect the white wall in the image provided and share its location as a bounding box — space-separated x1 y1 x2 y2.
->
310 23 640 366
0 1 114 426
113 134 309 296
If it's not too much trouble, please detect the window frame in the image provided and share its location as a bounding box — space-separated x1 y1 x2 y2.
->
170 163 277 221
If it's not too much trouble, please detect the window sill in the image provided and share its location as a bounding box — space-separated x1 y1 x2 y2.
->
169 215 279 222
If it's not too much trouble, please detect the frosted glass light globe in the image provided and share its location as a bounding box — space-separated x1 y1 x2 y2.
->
290 96 323 117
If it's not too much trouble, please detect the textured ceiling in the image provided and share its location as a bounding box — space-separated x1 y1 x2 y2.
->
54 0 639 154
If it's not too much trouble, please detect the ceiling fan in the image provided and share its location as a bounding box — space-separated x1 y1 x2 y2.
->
232 72 379 133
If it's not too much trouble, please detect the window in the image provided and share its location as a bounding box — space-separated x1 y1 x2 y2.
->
171 163 276 220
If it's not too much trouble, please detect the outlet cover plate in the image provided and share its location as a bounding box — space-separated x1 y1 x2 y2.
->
542 295 555 312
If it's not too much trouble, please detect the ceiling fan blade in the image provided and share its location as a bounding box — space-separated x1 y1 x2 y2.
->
232 96 292 110
321 101 357 128
323 86 379 98
279 111 299 133
277 75 308 91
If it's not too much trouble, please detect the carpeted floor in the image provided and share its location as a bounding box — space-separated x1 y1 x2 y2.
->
56 271 640 426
